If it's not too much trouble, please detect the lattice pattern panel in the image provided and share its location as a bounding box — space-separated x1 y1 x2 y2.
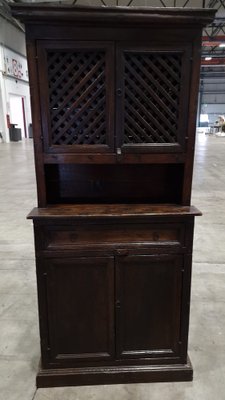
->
123 52 182 144
47 51 107 145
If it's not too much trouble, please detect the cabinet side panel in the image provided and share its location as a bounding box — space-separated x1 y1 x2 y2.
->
26 37 46 206
179 253 193 362
182 32 202 205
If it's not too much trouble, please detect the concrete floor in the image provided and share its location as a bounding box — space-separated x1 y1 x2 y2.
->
0 134 225 400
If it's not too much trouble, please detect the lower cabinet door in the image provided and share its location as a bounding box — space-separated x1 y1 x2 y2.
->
116 254 183 359
41 256 115 365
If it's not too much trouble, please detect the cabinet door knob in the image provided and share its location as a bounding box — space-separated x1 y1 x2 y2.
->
116 88 122 97
116 249 129 257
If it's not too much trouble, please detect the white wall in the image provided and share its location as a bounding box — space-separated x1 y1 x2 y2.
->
0 46 31 142
0 75 6 141
0 16 31 142
0 16 26 56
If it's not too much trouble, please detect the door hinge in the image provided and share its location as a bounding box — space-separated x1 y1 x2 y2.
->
115 300 121 308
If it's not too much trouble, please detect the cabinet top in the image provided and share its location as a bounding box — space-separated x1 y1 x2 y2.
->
11 4 215 27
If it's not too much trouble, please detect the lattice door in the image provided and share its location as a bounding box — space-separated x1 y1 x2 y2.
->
118 50 186 151
38 42 114 152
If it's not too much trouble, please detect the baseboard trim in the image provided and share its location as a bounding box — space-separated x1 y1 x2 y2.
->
37 356 193 388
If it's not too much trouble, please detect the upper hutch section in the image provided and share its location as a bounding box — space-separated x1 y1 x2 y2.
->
12 4 214 157
37 40 190 155
11 4 215 206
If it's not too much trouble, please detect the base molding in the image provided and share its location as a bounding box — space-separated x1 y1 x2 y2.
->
37 357 193 388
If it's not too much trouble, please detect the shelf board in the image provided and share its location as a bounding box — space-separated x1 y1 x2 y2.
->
27 204 201 220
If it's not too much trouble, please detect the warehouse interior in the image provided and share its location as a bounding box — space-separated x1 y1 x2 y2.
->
0 1 225 399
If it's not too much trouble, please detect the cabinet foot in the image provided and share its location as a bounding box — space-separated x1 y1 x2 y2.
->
37 357 193 388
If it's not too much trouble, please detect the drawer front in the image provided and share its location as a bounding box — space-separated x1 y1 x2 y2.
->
37 223 185 250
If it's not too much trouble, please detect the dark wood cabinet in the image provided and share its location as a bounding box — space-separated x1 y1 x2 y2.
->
29 206 199 386
37 251 190 367
11 3 215 388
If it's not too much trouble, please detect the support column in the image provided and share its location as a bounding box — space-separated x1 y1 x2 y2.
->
197 80 204 128
0 73 9 143
0 45 9 143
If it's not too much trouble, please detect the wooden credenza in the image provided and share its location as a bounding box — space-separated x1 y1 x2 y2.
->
12 4 215 388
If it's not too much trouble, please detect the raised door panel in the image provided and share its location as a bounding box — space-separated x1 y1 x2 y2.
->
116 43 191 153
37 41 114 153
116 254 183 360
41 256 114 366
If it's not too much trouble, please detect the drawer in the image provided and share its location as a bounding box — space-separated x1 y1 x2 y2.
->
37 223 185 250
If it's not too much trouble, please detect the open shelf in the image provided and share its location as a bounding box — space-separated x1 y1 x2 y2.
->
45 164 185 205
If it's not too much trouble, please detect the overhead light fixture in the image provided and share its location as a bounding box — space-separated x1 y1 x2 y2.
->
219 43 225 47
205 57 212 61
